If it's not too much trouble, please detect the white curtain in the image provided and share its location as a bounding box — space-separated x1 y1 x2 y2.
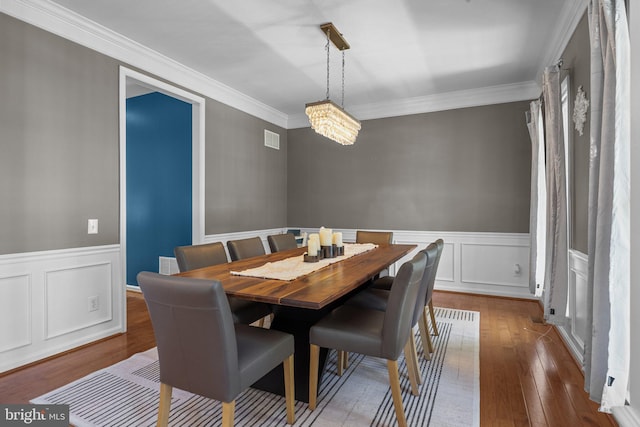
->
584 0 630 412
541 65 569 324
526 100 546 296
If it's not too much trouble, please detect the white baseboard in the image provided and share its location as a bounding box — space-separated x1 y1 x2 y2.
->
0 245 125 373
614 405 640 427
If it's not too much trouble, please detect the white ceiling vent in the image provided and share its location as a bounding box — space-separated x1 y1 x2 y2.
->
264 129 280 150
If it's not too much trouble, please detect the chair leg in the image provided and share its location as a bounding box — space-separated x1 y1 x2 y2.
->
309 344 320 410
409 332 422 385
417 313 432 359
343 351 349 369
283 354 295 424
420 309 434 355
428 301 439 336
387 360 408 427
221 401 235 427
157 383 172 427
338 350 346 377
403 340 420 396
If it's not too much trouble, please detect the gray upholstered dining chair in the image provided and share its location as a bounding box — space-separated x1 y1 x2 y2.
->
371 239 444 351
344 243 439 384
333 229 394 372
424 239 444 338
355 230 393 245
227 236 266 261
308 253 426 427
173 242 271 326
267 233 298 253
174 241 228 271
356 230 393 279
138 272 296 427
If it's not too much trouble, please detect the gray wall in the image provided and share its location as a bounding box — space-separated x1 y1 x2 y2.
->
0 12 288 255
287 102 532 232
0 13 120 253
204 101 287 234
561 12 590 254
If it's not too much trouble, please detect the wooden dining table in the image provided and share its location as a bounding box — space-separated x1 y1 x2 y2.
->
176 243 416 402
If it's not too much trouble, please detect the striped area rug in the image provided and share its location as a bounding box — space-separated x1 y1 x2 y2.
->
32 307 479 427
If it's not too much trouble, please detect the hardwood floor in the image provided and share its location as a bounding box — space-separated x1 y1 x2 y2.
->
433 291 616 427
0 292 155 404
0 290 617 426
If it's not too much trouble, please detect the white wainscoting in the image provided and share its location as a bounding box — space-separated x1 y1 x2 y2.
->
153 227 533 300
0 245 125 373
556 249 589 365
0 230 533 373
294 228 534 299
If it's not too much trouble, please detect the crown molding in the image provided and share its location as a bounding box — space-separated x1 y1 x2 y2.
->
288 80 541 129
535 0 588 84
0 0 289 128
2 0 582 130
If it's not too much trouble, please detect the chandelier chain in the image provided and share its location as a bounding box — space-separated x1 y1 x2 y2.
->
342 50 345 107
325 27 330 100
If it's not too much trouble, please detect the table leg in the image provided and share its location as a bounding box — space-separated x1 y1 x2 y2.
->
251 306 330 403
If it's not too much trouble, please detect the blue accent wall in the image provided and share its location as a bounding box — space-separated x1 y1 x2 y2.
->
126 92 192 286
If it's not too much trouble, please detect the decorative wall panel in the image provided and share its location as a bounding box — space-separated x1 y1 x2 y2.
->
0 245 124 373
0 274 31 353
460 242 529 288
45 262 113 339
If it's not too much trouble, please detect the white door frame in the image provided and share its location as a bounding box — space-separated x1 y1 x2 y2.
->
119 66 205 291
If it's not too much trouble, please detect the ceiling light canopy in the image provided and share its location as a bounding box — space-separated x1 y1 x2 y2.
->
305 23 361 145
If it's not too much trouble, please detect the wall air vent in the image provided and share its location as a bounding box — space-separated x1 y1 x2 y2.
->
264 129 280 150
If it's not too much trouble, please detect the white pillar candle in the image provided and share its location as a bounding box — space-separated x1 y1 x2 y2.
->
332 232 343 247
307 238 318 256
319 227 333 246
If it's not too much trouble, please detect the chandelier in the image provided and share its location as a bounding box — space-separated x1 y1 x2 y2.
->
305 23 361 145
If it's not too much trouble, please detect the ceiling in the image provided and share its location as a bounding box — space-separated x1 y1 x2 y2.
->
43 0 585 128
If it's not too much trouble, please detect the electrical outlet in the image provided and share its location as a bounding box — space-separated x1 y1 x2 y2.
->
88 295 99 312
513 263 522 276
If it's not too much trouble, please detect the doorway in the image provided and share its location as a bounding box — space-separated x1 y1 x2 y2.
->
126 92 191 285
119 67 205 289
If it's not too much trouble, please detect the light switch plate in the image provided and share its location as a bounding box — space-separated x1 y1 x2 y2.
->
88 219 99 234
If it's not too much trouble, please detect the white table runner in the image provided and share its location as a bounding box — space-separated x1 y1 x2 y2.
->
230 243 377 281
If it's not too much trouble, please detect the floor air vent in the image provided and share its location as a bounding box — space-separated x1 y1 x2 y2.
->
159 256 180 275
